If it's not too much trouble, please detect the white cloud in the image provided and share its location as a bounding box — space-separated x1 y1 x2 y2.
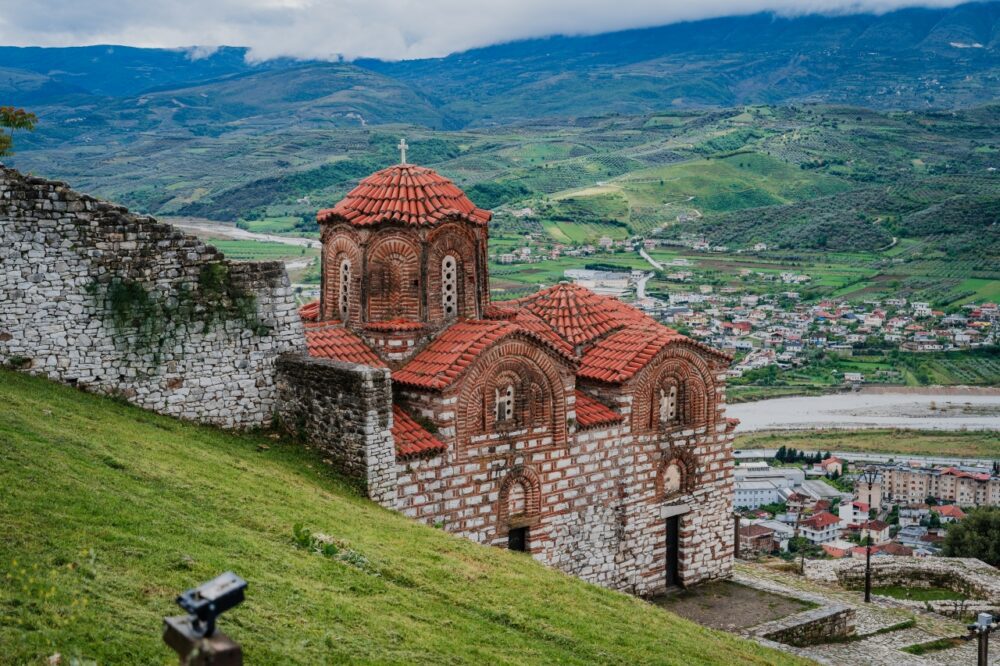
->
0 0 973 61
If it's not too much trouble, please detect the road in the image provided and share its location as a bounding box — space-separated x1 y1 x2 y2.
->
164 216 320 249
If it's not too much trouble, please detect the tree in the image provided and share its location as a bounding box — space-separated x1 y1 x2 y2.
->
0 107 37 156
942 508 1000 566
776 446 787 463
928 511 942 529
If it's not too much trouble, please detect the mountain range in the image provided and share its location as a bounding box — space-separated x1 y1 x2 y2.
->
2 1 999 147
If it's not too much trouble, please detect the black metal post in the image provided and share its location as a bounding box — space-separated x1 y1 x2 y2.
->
733 513 740 559
864 539 872 603
979 628 989 666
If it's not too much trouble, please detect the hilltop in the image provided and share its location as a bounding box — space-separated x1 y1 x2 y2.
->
0 369 806 664
3 2 1000 134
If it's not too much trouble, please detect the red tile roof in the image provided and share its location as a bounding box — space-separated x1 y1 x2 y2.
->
802 511 840 529
574 390 623 429
304 322 386 368
577 324 687 383
299 300 320 322
392 405 447 459
508 283 654 347
936 505 966 519
940 467 991 481
316 164 491 228
393 319 574 390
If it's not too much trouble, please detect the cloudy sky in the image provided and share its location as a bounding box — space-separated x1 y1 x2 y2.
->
0 0 972 61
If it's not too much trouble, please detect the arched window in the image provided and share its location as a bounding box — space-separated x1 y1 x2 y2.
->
659 384 679 426
495 384 514 423
338 258 351 321
441 254 458 319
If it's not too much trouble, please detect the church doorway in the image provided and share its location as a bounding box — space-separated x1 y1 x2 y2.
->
665 516 680 587
508 526 529 552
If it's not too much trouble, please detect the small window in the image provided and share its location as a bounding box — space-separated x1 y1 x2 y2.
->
495 384 514 423
338 259 351 321
442 255 458 318
659 384 679 425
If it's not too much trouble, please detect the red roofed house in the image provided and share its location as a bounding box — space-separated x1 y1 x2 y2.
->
800 511 841 545
287 159 737 593
936 504 966 523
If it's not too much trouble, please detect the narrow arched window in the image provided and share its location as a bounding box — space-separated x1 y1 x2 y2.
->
441 254 458 318
338 259 351 321
495 384 514 423
659 384 679 426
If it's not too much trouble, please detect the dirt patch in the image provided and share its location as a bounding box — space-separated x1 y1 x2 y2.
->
652 580 814 632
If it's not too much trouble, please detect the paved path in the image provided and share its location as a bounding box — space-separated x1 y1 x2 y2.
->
734 562 992 665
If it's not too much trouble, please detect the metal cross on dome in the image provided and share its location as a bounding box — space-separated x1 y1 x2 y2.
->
398 138 408 164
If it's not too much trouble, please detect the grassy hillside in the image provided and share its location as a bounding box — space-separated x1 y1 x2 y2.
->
0 370 806 665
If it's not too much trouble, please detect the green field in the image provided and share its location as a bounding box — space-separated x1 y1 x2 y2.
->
209 239 318 263
0 370 805 665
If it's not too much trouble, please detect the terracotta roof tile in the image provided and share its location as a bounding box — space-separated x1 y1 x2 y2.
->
508 283 654 347
574 390 622 429
393 319 574 390
577 324 686 383
304 322 386 368
317 164 491 228
392 405 447 459
299 300 320 322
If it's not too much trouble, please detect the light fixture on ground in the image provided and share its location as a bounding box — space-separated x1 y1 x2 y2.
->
163 571 246 665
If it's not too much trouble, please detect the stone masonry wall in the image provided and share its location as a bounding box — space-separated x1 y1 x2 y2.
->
0 165 304 427
273 354 397 504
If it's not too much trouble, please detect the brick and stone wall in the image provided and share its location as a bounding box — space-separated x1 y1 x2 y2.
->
0 165 304 427
273 354 397 504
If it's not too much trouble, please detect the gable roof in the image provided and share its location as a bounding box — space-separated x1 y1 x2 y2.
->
936 504 966 518
802 511 840 529
317 164 491 228
304 322 387 368
392 405 447 459
574 390 623 429
577 324 689 384
393 319 574 390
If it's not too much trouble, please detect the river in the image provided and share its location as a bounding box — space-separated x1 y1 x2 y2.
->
728 390 1000 432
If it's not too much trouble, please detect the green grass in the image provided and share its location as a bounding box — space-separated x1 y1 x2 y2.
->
209 239 318 263
900 636 966 655
736 429 1000 459
0 370 807 665
871 586 967 602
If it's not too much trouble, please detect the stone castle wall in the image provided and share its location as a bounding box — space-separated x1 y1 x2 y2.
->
273 354 397 504
0 165 304 427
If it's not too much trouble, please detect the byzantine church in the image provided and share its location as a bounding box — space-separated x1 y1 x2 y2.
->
298 156 738 593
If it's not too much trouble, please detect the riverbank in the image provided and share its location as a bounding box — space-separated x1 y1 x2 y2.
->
735 429 999 460
728 391 1000 432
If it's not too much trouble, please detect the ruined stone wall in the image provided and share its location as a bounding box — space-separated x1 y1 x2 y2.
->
273 354 397 504
393 367 735 596
0 165 304 427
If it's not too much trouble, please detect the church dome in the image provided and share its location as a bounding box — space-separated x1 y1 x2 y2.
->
316 164 491 228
